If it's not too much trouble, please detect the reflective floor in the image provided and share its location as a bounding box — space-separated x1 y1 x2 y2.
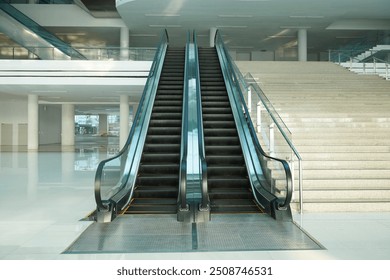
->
1 139 390 260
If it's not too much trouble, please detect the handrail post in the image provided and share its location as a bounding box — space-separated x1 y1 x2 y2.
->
247 86 252 114
299 159 303 214
269 122 275 156
256 101 262 133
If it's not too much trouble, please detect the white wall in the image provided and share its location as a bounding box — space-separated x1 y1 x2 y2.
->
0 99 27 146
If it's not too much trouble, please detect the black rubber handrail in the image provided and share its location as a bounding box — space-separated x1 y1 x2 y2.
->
215 30 292 210
94 30 169 213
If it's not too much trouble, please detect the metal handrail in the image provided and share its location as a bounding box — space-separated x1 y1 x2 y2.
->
94 30 168 215
193 30 210 211
243 72 303 211
0 45 157 60
215 30 293 210
337 54 390 80
178 31 190 212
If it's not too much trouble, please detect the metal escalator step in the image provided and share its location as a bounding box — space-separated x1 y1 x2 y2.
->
208 188 253 199
204 128 237 136
205 145 243 155
202 107 232 114
152 106 182 113
206 155 244 164
203 113 234 121
133 186 178 198
138 164 179 174
150 112 181 119
149 120 181 127
207 166 247 177
143 143 180 152
125 204 177 214
147 127 181 135
141 153 180 163
136 174 179 184
145 135 180 144
203 120 235 128
207 178 250 188
204 136 240 145
211 204 260 213
202 101 230 108
153 100 182 106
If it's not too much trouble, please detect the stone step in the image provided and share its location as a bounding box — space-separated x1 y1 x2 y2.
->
291 202 390 212
276 178 390 190
272 169 390 179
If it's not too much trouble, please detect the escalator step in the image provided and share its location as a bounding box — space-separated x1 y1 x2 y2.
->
141 153 180 163
207 166 247 177
143 143 180 152
208 178 250 188
145 135 181 144
206 155 245 165
205 145 243 155
138 164 179 174
148 127 181 135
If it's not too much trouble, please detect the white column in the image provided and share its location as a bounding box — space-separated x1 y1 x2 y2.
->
298 29 307 62
120 26 130 60
120 95 129 149
99 114 108 135
61 104 75 146
27 94 39 150
210 27 217 47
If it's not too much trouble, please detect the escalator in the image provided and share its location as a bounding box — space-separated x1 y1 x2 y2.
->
198 47 261 214
0 0 85 59
122 47 185 214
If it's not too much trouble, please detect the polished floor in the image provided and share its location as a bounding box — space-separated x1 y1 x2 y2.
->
1 139 390 260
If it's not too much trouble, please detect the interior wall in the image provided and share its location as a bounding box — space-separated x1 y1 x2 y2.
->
0 99 27 146
39 104 61 145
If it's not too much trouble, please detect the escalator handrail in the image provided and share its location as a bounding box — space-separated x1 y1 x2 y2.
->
178 31 190 211
193 31 210 211
215 30 292 209
0 0 86 60
94 30 169 212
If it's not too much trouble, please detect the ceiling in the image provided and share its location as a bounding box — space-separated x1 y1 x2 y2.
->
116 0 390 53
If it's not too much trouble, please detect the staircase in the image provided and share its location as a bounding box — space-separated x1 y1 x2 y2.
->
125 48 184 214
237 61 390 212
354 45 390 61
198 48 261 213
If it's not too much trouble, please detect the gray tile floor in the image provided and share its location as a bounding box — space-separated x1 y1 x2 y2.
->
1 147 390 260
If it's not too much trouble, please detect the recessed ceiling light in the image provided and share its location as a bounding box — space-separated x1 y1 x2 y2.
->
289 15 324 19
218 15 253 18
149 25 182 28
145 14 180 17
216 25 248 28
280 26 311 29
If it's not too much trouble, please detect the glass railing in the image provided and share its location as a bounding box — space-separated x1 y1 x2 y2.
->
0 46 157 60
215 30 293 218
0 0 86 59
242 72 303 214
94 30 168 223
3 1 73 3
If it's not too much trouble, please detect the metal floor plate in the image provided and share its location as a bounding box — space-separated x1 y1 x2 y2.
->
64 214 323 254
